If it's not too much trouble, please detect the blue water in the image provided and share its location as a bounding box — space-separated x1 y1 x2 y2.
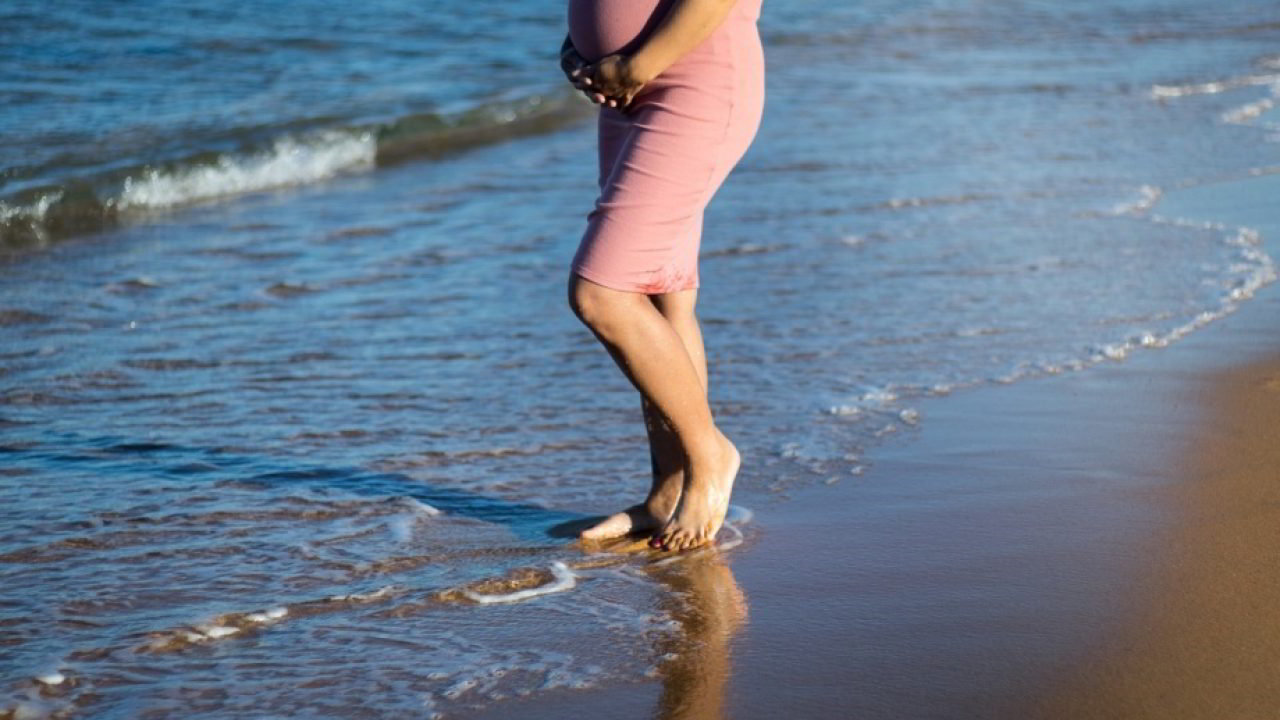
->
1 0 1278 716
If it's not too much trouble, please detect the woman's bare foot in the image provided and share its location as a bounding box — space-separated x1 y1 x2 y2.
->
582 395 690 542
651 431 739 552
581 465 683 541
580 496 676 540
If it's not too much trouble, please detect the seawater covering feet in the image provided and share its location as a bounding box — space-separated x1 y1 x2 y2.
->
651 432 740 552
580 500 674 541
580 467 683 541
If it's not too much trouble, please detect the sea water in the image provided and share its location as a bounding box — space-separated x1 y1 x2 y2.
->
1 0 1278 716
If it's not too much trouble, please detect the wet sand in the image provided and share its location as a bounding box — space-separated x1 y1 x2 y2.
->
1028 176 1280 719
1033 352 1280 719
475 173 1280 718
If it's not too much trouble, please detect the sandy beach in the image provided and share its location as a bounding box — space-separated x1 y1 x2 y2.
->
473 176 1280 719
1034 352 1280 720
1027 174 1280 719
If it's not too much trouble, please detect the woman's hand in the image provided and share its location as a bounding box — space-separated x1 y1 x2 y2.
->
559 36 653 111
560 38 594 96
561 36 620 107
581 54 653 111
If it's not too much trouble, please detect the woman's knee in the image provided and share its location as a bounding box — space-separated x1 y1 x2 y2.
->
567 273 639 334
566 273 593 321
567 273 611 329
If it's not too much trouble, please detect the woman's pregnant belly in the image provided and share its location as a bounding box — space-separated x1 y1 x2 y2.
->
567 0 674 62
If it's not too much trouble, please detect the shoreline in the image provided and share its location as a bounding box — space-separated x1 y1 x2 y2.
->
1028 171 1280 718
737 171 1280 718
478 171 1280 718
4 3 1279 714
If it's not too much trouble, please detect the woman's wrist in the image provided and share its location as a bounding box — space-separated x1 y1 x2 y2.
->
624 51 665 86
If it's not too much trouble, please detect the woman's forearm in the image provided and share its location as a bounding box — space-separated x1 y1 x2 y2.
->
629 0 739 83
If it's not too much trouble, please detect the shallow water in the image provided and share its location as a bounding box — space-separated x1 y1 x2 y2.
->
2 0 1279 716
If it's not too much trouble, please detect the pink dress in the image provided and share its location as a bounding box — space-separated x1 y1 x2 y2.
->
567 0 765 294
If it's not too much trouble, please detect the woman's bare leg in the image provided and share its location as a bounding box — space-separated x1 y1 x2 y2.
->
569 275 738 551
581 290 708 540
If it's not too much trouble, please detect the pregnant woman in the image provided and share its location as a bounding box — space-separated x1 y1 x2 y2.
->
560 0 765 551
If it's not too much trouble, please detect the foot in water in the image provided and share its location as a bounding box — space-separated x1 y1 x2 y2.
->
580 454 684 541
651 431 739 552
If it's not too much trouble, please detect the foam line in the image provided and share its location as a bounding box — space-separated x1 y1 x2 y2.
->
114 130 375 211
327 585 398 603
462 562 576 604
716 523 746 552
245 607 288 623
1150 72 1280 98
401 497 442 517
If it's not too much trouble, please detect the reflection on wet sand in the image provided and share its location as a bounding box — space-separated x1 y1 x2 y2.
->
571 509 751 719
647 552 748 720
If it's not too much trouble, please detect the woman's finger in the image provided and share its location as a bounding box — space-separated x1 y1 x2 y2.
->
561 58 583 78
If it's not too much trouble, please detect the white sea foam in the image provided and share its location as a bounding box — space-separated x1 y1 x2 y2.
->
422 645 604 713
245 606 288 623
328 585 400 603
1082 168 1277 385
461 562 576 604
113 130 375 211
859 388 898 406
1222 97 1276 125
1112 184 1162 215
1151 73 1280 98
0 191 65 245
716 523 746 551
715 507 754 551
1054 219 1277 370
400 497 442 517
33 672 64 686
825 202 1267 440
0 191 62 224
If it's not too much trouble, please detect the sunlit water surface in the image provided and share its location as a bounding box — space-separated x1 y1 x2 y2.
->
2 0 1279 716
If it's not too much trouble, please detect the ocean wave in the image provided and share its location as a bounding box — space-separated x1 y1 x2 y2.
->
0 92 589 253
114 130 375 211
